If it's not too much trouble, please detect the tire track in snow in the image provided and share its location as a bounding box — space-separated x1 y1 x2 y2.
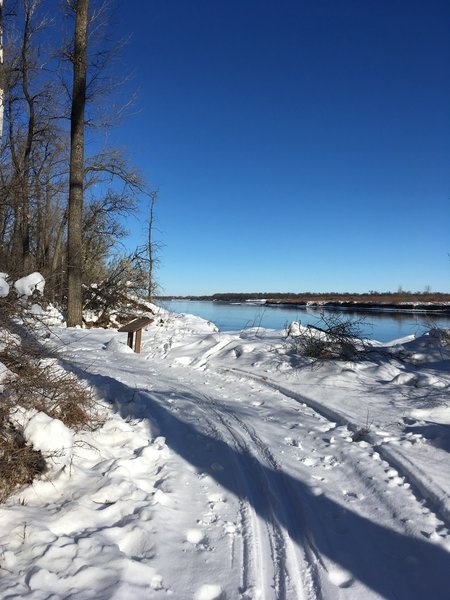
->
220 367 450 534
188 407 258 597
185 387 322 600
184 395 291 599
210 413 290 600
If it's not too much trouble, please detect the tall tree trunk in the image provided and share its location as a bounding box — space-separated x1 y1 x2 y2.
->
20 6 35 274
0 0 4 147
67 0 88 326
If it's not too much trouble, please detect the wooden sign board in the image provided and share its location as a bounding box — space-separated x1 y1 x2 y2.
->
118 317 154 353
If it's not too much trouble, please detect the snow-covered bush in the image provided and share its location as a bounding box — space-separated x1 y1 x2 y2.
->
289 313 366 361
0 275 102 501
14 272 45 301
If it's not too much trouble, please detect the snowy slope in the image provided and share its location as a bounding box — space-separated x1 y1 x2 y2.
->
1 313 449 599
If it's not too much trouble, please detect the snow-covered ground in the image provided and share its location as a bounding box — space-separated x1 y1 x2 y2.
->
1 310 450 599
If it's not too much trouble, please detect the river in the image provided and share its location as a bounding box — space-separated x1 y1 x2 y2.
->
158 300 450 343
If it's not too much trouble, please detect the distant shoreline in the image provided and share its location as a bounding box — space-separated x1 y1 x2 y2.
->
156 293 450 315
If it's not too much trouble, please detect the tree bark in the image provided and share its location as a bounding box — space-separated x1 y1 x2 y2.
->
20 5 35 274
0 0 4 147
67 0 89 327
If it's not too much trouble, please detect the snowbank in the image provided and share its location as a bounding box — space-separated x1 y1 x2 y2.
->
24 411 73 471
12 408 74 476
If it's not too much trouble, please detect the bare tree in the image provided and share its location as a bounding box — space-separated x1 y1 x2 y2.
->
67 0 89 327
1 0 60 276
0 1 155 313
147 189 158 300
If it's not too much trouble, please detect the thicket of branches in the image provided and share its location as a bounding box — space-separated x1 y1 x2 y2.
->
289 313 367 362
0 0 158 313
0 292 102 501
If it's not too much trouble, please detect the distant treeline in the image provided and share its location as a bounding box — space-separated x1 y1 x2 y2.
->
157 291 450 304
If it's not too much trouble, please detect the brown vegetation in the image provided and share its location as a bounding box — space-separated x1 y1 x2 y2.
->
289 313 366 362
266 292 450 305
161 292 450 310
0 423 46 503
0 298 101 502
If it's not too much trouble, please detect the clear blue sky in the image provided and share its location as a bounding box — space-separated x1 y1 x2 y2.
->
112 0 450 295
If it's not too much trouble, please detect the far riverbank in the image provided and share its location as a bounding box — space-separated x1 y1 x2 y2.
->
156 292 450 315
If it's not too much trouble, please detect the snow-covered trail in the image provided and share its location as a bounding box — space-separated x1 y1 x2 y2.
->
2 319 450 600
54 326 450 600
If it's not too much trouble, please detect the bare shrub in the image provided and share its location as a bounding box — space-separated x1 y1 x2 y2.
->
3 358 100 431
0 325 101 501
424 324 450 348
0 292 102 502
0 424 46 503
290 313 367 362
83 249 155 328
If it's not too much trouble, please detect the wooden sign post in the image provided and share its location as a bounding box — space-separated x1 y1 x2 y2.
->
118 317 154 353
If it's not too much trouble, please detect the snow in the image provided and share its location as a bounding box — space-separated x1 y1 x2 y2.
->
14 272 45 298
1 309 450 599
22 411 74 473
0 273 9 297
105 336 135 353
29 302 65 326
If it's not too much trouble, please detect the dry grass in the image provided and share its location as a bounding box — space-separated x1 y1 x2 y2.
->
5 363 100 431
0 302 103 501
0 333 100 431
169 292 450 306
0 350 100 501
267 292 450 305
0 423 46 503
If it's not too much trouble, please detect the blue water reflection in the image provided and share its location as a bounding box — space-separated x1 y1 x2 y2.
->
159 300 450 343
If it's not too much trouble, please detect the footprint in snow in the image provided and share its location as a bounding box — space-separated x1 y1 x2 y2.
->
302 457 319 467
342 490 359 502
284 436 302 448
322 434 336 445
322 455 338 469
223 522 238 535
210 462 224 472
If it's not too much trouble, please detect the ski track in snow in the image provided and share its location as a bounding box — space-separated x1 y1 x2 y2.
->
131 364 450 599
183 388 310 600
168 371 450 599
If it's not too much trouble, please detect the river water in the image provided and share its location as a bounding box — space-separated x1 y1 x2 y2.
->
158 300 450 343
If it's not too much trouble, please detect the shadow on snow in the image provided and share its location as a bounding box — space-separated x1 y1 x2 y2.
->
81 369 450 600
